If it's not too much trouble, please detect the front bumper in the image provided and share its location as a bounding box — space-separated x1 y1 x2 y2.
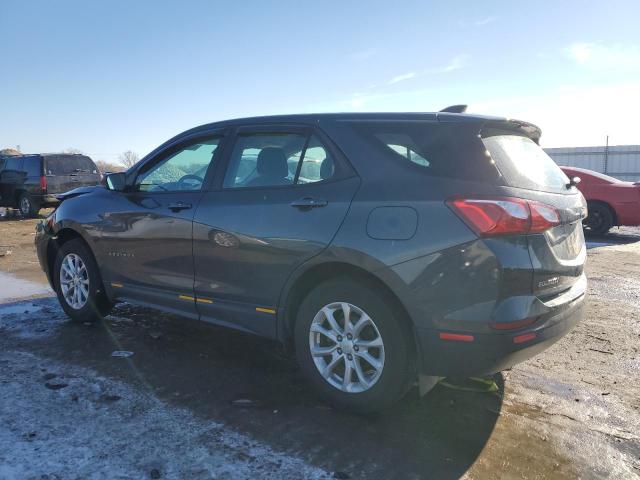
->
35 220 55 289
416 275 586 377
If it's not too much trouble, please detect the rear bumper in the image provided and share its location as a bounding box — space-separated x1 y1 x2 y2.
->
416 275 586 376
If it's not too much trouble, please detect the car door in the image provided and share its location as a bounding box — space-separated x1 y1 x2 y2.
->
192 126 360 337
96 132 225 317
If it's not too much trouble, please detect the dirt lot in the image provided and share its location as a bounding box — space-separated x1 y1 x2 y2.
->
1 213 639 479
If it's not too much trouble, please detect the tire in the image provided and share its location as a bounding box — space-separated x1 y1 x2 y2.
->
18 192 40 218
294 277 414 413
53 238 113 322
584 202 613 236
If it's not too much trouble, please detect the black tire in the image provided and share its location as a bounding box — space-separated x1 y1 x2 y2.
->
294 277 414 413
584 202 613 236
18 192 40 218
53 238 113 322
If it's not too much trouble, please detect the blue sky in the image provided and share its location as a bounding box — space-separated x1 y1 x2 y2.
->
1 0 640 165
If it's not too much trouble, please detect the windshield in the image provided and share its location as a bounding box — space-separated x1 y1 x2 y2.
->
482 134 570 193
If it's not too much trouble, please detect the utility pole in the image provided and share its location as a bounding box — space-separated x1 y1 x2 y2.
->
603 135 609 174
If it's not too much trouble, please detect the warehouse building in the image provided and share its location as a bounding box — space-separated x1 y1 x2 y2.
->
545 145 640 182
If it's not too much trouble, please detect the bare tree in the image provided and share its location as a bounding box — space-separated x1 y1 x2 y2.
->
119 150 139 168
64 147 84 154
95 160 125 174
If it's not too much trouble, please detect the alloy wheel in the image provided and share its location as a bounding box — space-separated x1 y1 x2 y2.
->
308 302 385 393
20 196 31 215
59 253 90 310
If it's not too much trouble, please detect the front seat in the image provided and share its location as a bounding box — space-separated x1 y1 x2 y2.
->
247 147 291 187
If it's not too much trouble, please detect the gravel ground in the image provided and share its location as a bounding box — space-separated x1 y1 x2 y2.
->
0 215 639 479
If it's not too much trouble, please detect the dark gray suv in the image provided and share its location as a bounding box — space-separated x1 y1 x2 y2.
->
35 110 587 412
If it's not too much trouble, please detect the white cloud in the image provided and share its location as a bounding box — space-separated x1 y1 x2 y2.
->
434 55 467 73
388 72 416 85
475 16 496 26
565 42 640 70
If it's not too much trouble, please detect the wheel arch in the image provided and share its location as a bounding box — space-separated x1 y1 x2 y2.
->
587 199 618 226
279 260 419 367
47 227 104 293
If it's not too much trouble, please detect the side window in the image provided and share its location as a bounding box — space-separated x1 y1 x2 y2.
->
135 138 220 192
289 135 335 184
224 132 336 188
0 158 5 171
5 157 23 171
223 133 306 188
386 141 430 167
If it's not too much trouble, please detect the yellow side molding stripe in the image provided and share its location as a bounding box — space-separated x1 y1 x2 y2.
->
179 295 195 301
256 307 276 314
196 297 213 304
111 282 124 288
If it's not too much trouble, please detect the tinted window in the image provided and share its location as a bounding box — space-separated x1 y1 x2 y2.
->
223 133 306 188
349 121 502 183
23 158 41 176
45 155 97 175
135 138 219 192
5 157 23 171
287 135 335 184
483 134 570 193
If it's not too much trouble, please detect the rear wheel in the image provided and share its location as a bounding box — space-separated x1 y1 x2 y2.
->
19 192 40 218
584 202 613 236
53 239 113 322
294 278 414 413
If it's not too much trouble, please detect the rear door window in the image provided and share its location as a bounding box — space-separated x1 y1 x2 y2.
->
45 155 97 175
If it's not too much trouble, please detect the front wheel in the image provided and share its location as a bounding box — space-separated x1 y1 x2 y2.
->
294 278 414 413
53 239 113 322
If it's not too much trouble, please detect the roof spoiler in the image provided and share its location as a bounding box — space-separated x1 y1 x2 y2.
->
439 104 467 113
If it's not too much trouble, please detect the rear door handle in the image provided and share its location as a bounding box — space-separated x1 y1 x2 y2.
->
290 197 328 209
168 201 192 212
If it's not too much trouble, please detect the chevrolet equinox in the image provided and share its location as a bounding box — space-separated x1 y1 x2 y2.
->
36 109 587 412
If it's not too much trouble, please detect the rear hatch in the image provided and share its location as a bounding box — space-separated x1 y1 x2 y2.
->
480 123 587 298
43 155 101 194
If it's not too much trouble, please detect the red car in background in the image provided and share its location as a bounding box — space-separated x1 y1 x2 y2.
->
561 166 640 235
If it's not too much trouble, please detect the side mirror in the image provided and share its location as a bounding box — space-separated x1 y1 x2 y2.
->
105 172 126 191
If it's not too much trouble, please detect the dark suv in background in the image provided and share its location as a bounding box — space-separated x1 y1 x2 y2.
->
0 153 100 217
36 110 588 412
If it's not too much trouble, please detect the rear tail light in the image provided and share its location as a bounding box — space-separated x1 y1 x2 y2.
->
40 175 47 192
447 197 560 237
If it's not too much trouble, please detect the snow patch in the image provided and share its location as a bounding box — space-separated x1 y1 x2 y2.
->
0 350 328 479
0 271 52 301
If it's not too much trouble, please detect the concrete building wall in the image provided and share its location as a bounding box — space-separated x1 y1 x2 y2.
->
545 145 640 182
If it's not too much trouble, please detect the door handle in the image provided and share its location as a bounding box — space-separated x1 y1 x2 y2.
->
290 197 328 209
168 201 192 212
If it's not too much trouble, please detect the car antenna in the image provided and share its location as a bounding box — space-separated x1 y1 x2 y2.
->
439 105 467 113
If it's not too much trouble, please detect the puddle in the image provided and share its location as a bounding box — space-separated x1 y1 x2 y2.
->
0 271 52 302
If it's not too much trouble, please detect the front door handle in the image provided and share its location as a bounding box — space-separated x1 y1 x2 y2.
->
168 201 192 212
290 197 328 209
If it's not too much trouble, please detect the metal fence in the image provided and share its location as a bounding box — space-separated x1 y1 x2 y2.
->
545 145 640 182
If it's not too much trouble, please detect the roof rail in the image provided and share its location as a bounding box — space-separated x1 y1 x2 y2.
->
439 104 467 113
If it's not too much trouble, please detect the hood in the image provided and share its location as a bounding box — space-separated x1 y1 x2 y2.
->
56 185 102 201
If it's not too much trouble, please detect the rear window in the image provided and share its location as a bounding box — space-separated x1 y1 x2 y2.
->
348 121 503 183
45 155 98 175
23 157 41 176
482 133 570 193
